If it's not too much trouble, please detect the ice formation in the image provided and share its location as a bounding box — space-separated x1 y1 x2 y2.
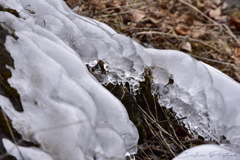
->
0 0 240 159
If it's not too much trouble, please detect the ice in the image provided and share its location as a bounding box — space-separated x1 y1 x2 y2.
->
146 48 240 144
2 138 54 160
2 30 138 159
0 0 240 159
0 1 139 159
226 127 240 146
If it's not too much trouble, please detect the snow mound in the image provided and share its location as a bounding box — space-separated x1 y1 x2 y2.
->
0 0 240 159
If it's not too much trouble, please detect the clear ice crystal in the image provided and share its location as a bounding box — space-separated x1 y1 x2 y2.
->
88 59 99 67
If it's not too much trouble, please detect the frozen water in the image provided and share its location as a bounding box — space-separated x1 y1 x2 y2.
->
147 49 240 143
0 0 139 159
0 0 240 159
226 126 240 146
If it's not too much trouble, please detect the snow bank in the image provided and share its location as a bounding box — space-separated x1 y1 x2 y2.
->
0 0 138 159
0 0 240 159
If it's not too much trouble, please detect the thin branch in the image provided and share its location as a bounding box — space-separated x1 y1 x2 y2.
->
223 24 240 46
178 0 218 25
1 108 25 160
165 0 177 16
138 144 152 160
190 54 238 67
101 2 146 12
138 105 174 138
178 0 240 46
136 31 221 53
142 93 156 121
153 95 158 121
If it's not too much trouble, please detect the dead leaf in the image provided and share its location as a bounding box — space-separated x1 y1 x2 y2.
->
132 10 145 22
186 16 194 26
175 24 191 36
177 15 194 26
229 16 240 30
213 0 222 6
234 48 240 64
209 7 221 18
105 0 123 11
221 2 228 10
170 11 179 18
26 9 35 14
211 4 217 9
215 15 228 23
90 0 100 6
191 29 205 38
210 53 223 61
180 42 192 52
160 9 168 17
204 0 213 9
140 17 159 24
197 0 205 9
218 39 231 55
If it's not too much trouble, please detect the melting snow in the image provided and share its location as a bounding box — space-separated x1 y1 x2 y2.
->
0 0 240 159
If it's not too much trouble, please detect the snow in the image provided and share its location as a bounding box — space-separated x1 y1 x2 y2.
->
3 138 54 160
173 144 240 160
0 0 138 159
0 0 240 159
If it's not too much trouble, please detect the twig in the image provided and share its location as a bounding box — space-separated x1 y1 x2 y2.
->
223 24 240 46
178 0 218 25
158 129 176 157
178 0 240 46
138 144 151 160
190 54 239 67
1 108 25 160
144 117 175 157
138 105 174 138
142 93 156 121
146 141 158 159
136 31 221 53
165 0 177 16
158 117 187 123
100 6 148 17
143 117 165 146
153 95 158 121
101 2 146 12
